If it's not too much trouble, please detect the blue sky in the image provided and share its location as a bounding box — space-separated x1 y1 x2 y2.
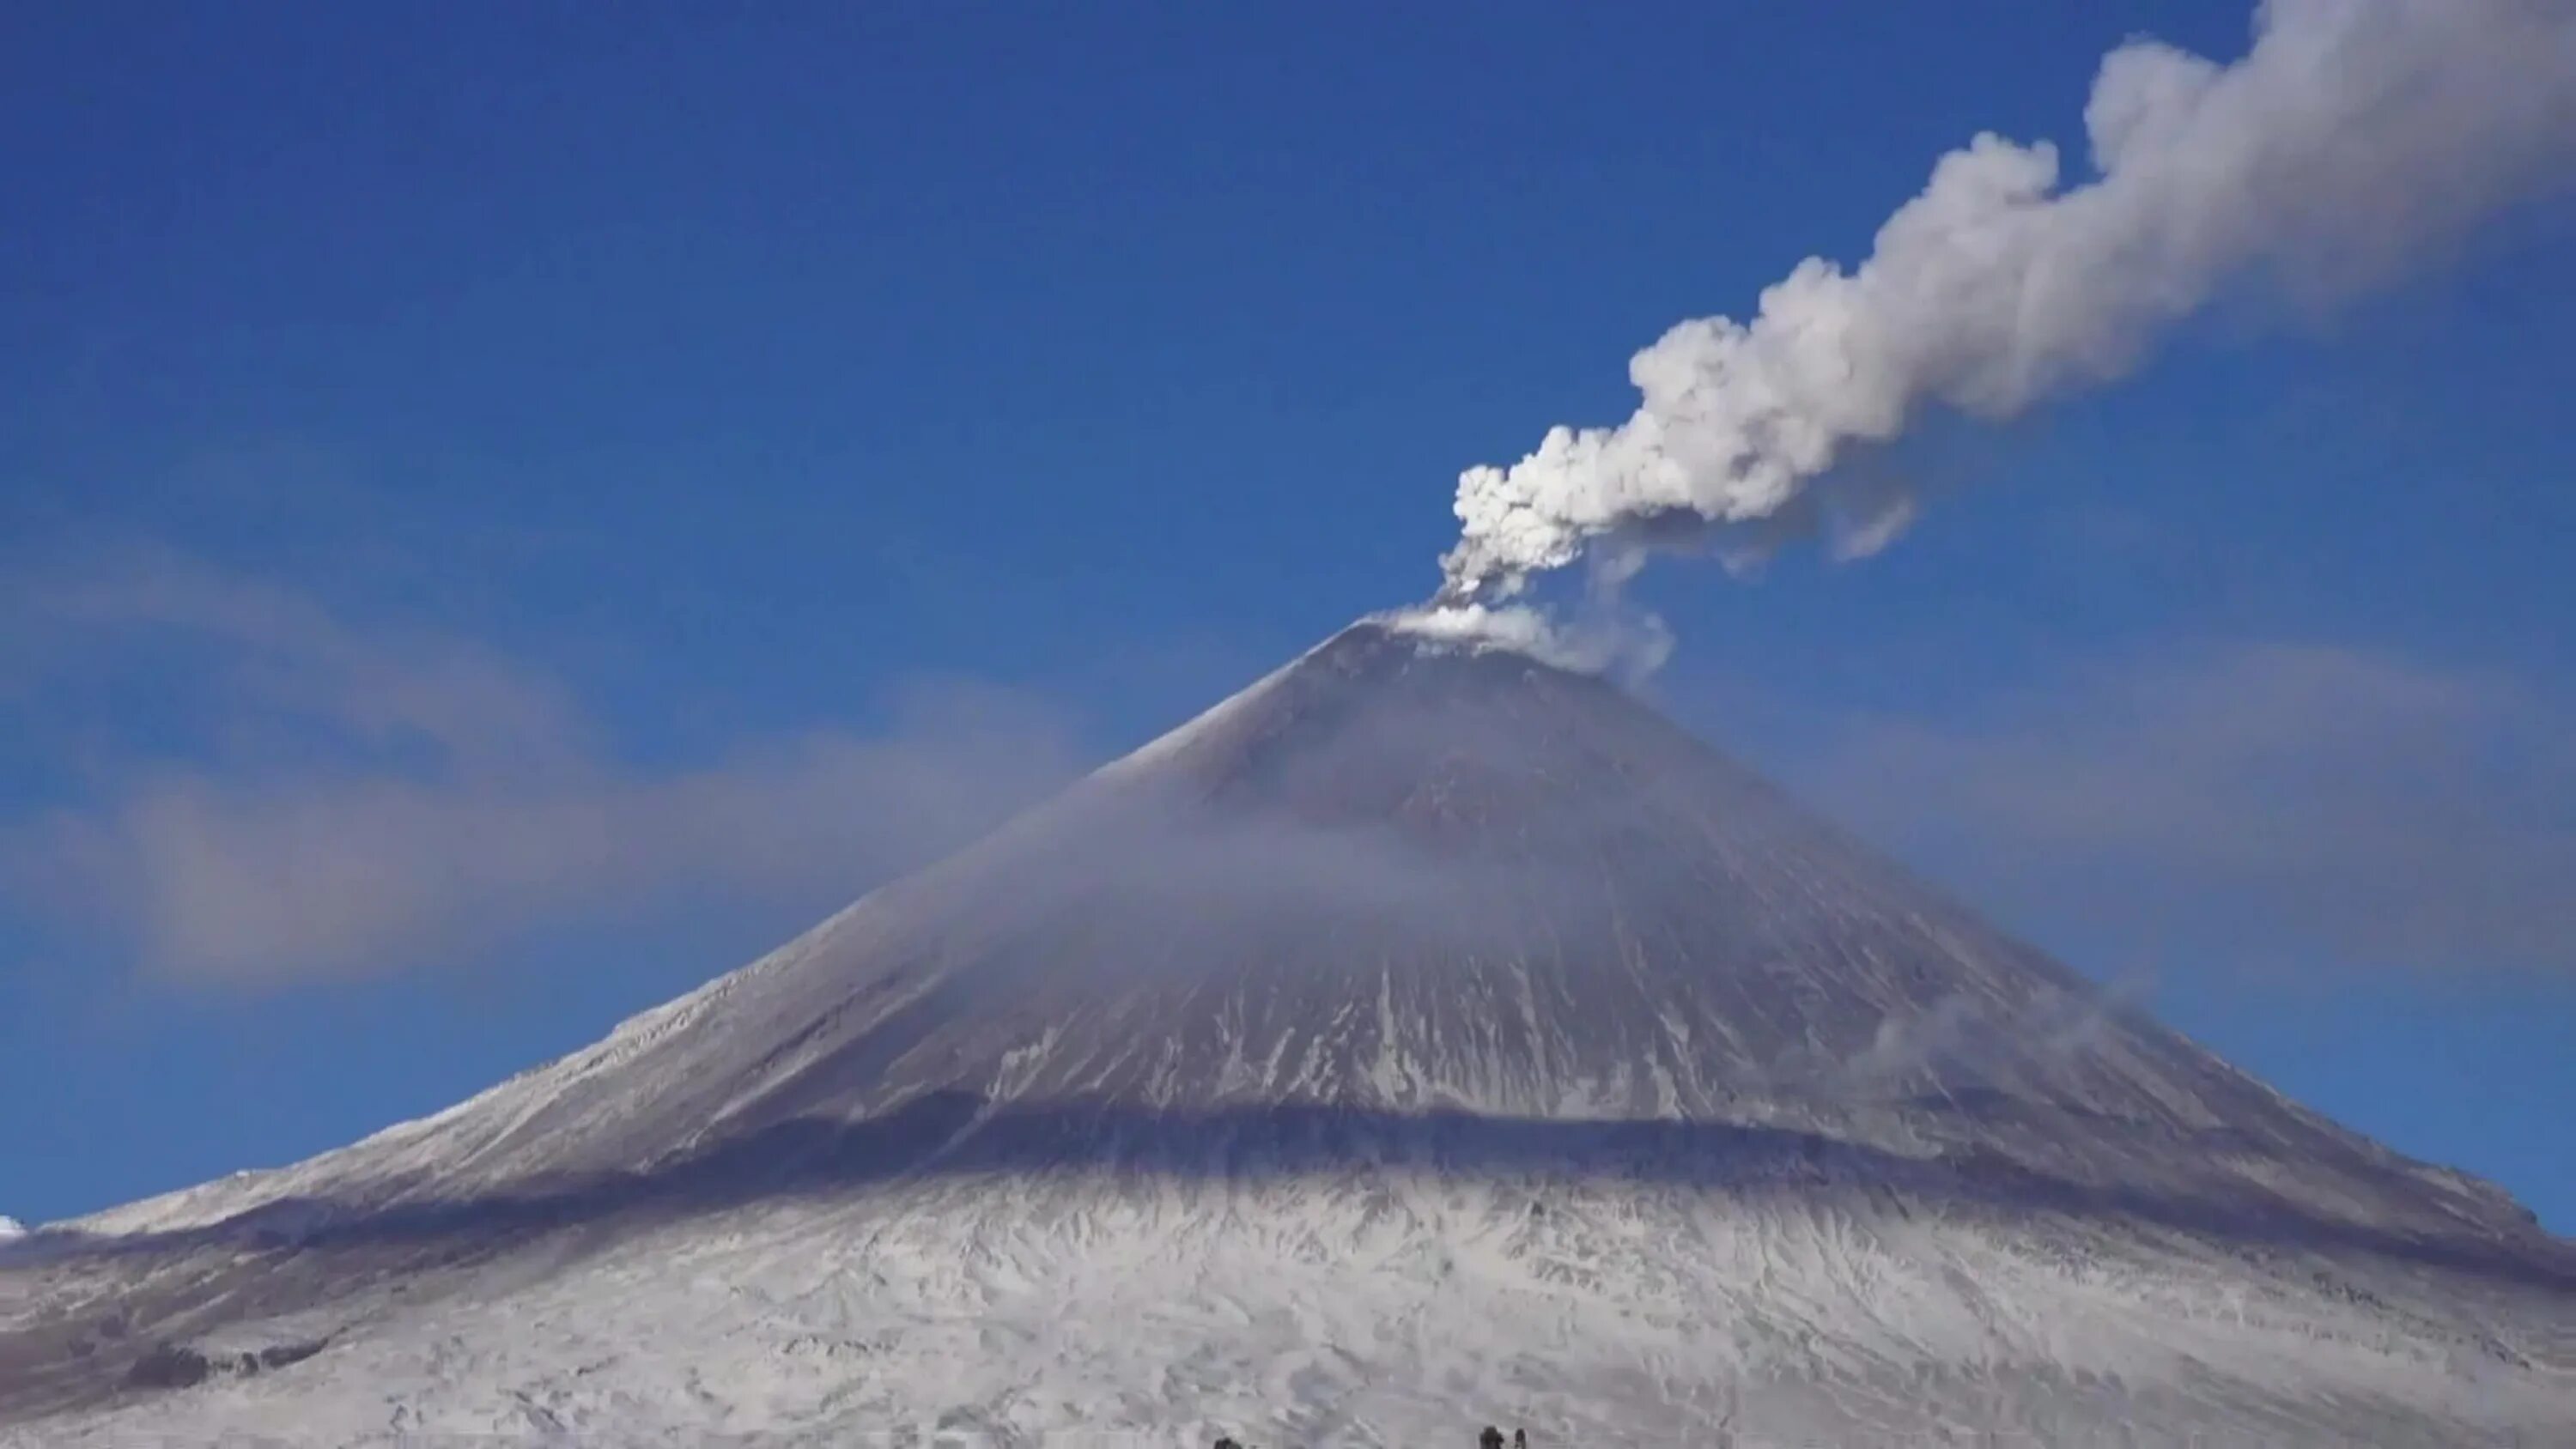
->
4 2 2572 1231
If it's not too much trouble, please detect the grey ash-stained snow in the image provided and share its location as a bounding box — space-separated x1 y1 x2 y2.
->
5 621 2573 1446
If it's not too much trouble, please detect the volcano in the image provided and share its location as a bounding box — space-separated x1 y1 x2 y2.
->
5 621 2572 1446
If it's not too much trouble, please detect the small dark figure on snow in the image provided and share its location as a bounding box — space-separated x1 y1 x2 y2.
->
1213 1439 1243 1449
1514 1432 1528 1449
1480 1427 1505 1449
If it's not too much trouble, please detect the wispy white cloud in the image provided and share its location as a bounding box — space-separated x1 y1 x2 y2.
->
2 553 1086 985
22 549 594 774
1756 641 2576 975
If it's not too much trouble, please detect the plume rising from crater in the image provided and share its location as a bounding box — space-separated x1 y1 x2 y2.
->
1440 0 2576 602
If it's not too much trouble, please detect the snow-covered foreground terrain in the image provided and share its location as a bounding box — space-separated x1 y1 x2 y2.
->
6 622 2572 1445
9 1162 2573 1446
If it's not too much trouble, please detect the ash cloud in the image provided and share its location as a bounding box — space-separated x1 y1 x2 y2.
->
1440 0 2576 603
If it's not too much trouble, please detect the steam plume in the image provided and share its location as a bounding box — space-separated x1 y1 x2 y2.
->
1441 0 2576 602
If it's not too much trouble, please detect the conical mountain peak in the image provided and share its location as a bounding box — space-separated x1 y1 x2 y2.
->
71 621 2543 1260
1099 618 1730 840
24 621 2570 1446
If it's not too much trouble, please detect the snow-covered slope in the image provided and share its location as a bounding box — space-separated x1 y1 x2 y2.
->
4 621 2571 1445
17 1167 2576 1446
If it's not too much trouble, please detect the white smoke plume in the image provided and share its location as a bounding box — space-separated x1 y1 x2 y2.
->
1440 0 2576 602
1377 601 1672 681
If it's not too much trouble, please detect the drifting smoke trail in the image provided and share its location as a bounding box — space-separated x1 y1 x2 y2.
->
1437 0 2576 603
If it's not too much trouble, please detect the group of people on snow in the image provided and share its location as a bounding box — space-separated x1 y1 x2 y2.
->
1212 1429 1524 1447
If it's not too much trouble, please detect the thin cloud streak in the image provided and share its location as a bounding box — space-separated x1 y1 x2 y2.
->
2 555 1087 985
1762 641 2576 975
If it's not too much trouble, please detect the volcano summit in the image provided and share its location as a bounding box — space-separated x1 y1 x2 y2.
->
4 622 2572 1446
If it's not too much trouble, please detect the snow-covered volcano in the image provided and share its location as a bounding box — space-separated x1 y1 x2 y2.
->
6 621 2572 1446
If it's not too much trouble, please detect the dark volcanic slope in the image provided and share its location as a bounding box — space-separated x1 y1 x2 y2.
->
71 621 2549 1264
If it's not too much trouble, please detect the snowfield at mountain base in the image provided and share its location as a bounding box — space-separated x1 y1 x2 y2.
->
9 1168 2573 1446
